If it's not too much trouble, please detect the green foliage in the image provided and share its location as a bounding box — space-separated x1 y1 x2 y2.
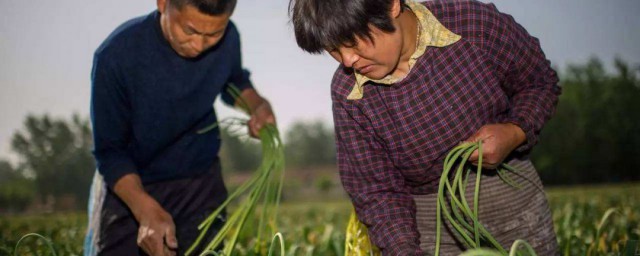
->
0 161 36 212
9 113 95 210
0 213 86 255
2 185 638 256
533 58 640 184
548 184 640 255
284 120 335 168
315 175 335 193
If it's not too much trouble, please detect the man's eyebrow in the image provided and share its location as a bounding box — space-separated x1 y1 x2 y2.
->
186 24 225 36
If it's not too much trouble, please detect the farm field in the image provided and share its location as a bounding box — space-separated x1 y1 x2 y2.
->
1 183 638 256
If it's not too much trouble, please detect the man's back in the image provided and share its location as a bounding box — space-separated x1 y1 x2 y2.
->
91 11 251 187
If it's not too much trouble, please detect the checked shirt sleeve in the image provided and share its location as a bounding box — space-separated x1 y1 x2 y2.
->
332 91 422 255
482 3 562 152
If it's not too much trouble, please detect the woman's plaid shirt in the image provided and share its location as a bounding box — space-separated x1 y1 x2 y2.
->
331 1 561 255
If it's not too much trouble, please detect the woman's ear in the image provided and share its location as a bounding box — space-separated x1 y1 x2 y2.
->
390 0 403 18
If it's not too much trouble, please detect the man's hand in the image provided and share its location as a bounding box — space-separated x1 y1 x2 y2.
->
134 199 178 256
113 174 178 256
247 101 276 138
238 88 276 138
464 123 526 169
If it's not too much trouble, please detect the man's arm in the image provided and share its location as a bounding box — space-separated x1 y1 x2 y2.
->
218 23 275 137
220 25 276 137
91 54 176 256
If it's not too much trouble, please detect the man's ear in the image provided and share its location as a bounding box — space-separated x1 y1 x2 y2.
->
157 0 167 14
390 0 402 19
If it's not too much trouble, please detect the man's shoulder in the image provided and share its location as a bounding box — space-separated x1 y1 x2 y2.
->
94 12 155 59
220 20 241 48
225 20 240 38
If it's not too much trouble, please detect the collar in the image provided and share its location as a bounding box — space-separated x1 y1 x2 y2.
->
348 1 462 100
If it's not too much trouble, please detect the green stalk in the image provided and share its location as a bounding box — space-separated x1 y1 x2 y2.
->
197 170 262 229
442 146 479 247
496 165 522 189
436 143 473 255
186 170 266 255
222 182 263 256
508 239 537 256
437 144 477 254
473 141 483 247
436 142 518 255
496 169 518 189
267 233 286 256
200 204 244 254
256 129 276 253
14 233 57 256
587 208 618 255
187 85 285 256
449 165 474 233
454 146 506 253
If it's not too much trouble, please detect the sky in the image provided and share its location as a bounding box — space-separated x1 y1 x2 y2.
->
1 0 639 159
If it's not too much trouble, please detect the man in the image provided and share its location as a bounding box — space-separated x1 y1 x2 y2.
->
290 0 560 255
87 0 275 255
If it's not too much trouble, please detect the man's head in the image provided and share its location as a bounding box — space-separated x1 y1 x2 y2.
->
289 0 409 79
157 0 237 58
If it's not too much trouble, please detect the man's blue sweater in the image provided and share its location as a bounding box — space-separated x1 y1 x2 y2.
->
90 11 252 188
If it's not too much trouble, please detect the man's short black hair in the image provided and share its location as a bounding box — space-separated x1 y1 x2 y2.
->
169 0 237 16
289 0 405 54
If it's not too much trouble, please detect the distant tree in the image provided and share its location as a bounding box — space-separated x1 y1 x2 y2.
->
533 57 640 184
0 160 35 212
284 120 336 168
10 113 95 210
315 175 335 193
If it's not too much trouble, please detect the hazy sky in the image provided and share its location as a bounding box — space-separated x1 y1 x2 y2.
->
1 0 639 159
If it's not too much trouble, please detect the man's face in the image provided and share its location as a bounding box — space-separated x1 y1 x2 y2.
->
158 0 231 58
327 25 404 80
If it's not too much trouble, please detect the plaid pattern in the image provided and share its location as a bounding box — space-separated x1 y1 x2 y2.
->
331 1 561 255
